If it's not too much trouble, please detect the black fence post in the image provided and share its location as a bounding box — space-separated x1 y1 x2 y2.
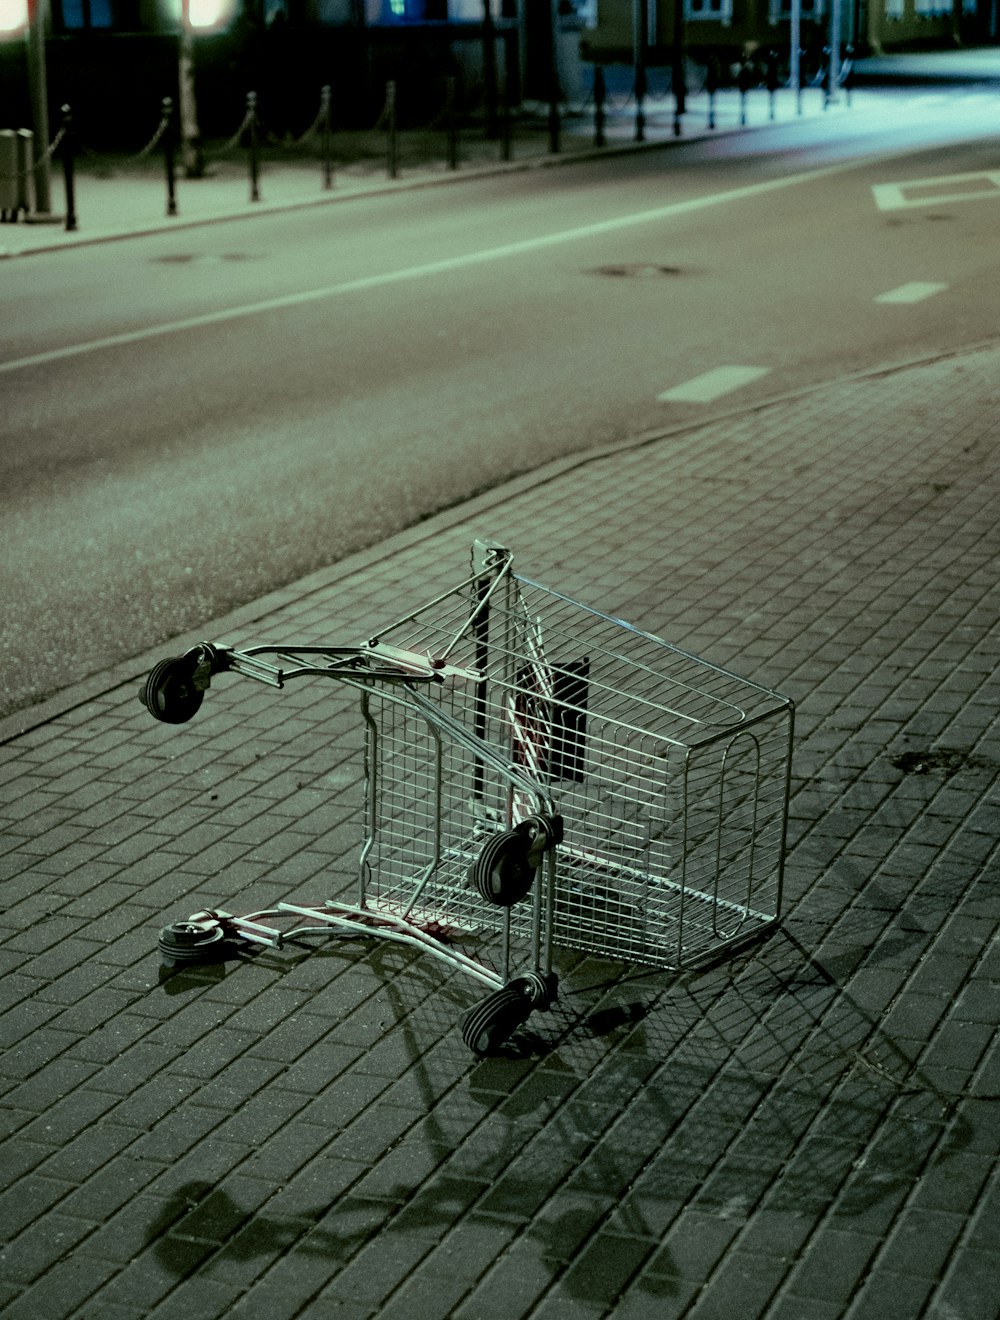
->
445 76 458 170
738 57 753 126
499 90 512 162
246 91 261 202
842 44 855 106
60 104 77 233
672 50 686 137
163 96 178 217
706 56 718 130
320 84 333 190
766 50 779 120
795 46 803 115
593 65 606 148
547 72 561 154
634 62 646 143
385 80 398 179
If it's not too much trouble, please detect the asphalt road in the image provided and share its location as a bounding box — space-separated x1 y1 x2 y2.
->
3 89 1000 721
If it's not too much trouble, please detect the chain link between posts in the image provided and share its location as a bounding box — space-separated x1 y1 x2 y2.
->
120 111 172 164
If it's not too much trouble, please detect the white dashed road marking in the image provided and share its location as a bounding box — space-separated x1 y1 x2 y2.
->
875 282 948 304
657 365 771 404
872 171 1000 211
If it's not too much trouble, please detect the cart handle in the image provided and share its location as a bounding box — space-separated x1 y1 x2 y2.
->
139 640 485 724
222 642 482 687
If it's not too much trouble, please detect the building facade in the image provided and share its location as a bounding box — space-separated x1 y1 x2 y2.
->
0 0 995 148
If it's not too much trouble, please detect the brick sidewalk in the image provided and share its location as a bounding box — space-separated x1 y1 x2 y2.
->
1 343 998 1319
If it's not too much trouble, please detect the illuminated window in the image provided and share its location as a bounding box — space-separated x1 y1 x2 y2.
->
59 0 113 26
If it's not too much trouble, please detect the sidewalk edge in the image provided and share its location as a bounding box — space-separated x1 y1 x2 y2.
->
0 109 850 259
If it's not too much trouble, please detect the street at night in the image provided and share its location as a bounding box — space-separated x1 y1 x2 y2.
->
0 39 998 1320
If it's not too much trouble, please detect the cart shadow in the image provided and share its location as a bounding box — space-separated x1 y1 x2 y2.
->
138 926 976 1306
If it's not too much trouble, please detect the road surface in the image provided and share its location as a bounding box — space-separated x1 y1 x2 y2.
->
2 84 999 720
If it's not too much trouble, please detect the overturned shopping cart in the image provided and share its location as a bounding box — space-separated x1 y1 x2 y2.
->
141 540 794 1055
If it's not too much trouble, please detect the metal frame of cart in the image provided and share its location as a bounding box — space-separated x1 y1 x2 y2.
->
140 540 794 1054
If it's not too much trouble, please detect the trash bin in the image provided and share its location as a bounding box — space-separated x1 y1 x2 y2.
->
0 129 35 220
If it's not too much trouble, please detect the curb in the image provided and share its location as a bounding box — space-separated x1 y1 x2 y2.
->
3 331 997 748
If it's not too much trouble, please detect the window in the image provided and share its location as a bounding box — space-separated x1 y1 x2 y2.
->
768 0 826 22
59 0 113 27
685 0 733 23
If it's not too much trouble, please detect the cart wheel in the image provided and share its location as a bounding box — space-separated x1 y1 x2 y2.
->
462 986 533 1057
140 657 204 725
508 970 558 1012
469 830 534 908
158 920 225 965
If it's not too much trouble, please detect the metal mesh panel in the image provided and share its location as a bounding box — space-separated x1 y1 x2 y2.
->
368 558 792 972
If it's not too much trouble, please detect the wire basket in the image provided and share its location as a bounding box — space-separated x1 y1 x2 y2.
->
140 540 793 1053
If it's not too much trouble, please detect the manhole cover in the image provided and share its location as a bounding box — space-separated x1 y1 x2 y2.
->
592 263 682 278
152 253 260 265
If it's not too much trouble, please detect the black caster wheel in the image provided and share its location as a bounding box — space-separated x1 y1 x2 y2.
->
140 657 204 725
508 970 558 1012
158 919 225 965
469 830 535 907
462 985 534 1057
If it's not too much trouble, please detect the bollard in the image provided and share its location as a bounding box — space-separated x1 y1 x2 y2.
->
445 76 458 171
593 65 606 148
547 74 560 154
706 56 718 130
60 105 78 233
634 63 646 143
499 92 512 162
385 81 398 180
320 85 333 190
766 50 779 121
246 91 261 202
163 97 178 217
737 58 753 126
672 53 686 137
794 45 804 115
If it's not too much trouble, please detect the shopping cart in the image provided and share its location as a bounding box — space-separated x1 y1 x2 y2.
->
141 540 794 1054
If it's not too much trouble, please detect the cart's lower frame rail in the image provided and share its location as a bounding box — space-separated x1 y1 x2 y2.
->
158 901 559 1056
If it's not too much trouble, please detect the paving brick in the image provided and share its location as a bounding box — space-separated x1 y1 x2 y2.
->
145 1279 246 1320
57 1154 166 1223
313 1233 436 1310
129 1103 229 1164
451 1232 557 1320
0 1253 121 1320
556 1230 652 1308
928 1245 999 1320
0 1210 100 1285
784 1227 881 1303
374 1262 474 1320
